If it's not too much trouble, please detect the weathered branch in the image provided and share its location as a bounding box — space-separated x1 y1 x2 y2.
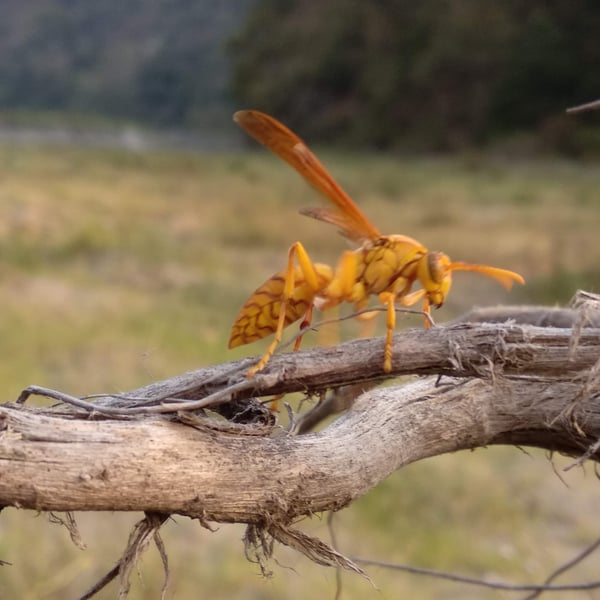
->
1 318 599 522
22 320 595 413
1 301 599 598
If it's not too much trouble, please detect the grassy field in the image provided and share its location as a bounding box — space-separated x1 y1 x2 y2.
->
0 140 599 599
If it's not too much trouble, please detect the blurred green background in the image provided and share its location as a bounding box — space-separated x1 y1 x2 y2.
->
1 1 599 598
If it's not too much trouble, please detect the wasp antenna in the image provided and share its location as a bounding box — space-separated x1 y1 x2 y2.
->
450 262 525 290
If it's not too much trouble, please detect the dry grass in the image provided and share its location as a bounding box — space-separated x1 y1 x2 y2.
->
0 141 599 598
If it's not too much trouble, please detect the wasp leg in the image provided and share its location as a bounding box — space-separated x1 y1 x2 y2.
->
247 241 321 377
310 251 366 347
421 295 432 328
252 303 316 414
378 291 396 372
322 250 358 302
398 289 434 327
294 303 314 351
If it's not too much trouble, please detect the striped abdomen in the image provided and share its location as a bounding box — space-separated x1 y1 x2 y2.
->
228 263 333 348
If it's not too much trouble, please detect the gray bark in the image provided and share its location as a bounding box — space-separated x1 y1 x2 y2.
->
1 314 598 525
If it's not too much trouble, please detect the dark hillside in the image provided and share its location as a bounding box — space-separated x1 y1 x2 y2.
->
0 0 256 127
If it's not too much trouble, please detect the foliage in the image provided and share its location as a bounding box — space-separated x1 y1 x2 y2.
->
1 1 599 150
229 0 600 150
0 0 255 126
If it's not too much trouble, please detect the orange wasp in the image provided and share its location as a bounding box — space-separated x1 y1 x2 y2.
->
229 110 525 375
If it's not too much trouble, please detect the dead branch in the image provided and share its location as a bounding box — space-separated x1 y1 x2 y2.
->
1 302 599 597
567 98 600 113
15 318 599 416
1 320 599 520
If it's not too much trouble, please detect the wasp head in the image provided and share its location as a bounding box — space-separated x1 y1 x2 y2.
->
417 252 453 308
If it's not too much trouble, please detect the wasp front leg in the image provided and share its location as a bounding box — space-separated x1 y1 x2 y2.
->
398 289 433 327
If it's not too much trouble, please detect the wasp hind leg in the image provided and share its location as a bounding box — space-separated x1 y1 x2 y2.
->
247 241 322 377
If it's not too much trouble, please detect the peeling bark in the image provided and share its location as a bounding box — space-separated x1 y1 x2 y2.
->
2 302 599 597
1 318 599 523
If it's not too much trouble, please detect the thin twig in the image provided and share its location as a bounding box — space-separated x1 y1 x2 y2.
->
17 386 111 413
563 437 600 472
520 536 600 600
352 557 600 592
566 99 600 113
120 377 265 413
17 377 276 417
78 564 119 600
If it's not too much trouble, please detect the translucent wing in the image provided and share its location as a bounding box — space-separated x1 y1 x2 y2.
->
299 206 363 241
234 110 381 243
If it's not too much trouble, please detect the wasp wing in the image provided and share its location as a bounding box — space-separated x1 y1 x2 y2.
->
298 206 365 242
234 110 381 243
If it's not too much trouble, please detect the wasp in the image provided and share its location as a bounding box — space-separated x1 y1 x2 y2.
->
229 110 525 375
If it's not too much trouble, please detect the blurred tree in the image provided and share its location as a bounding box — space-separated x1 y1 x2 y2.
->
136 59 194 125
0 0 255 126
0 0 598 148
490 2 600 132
229 0 600 150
